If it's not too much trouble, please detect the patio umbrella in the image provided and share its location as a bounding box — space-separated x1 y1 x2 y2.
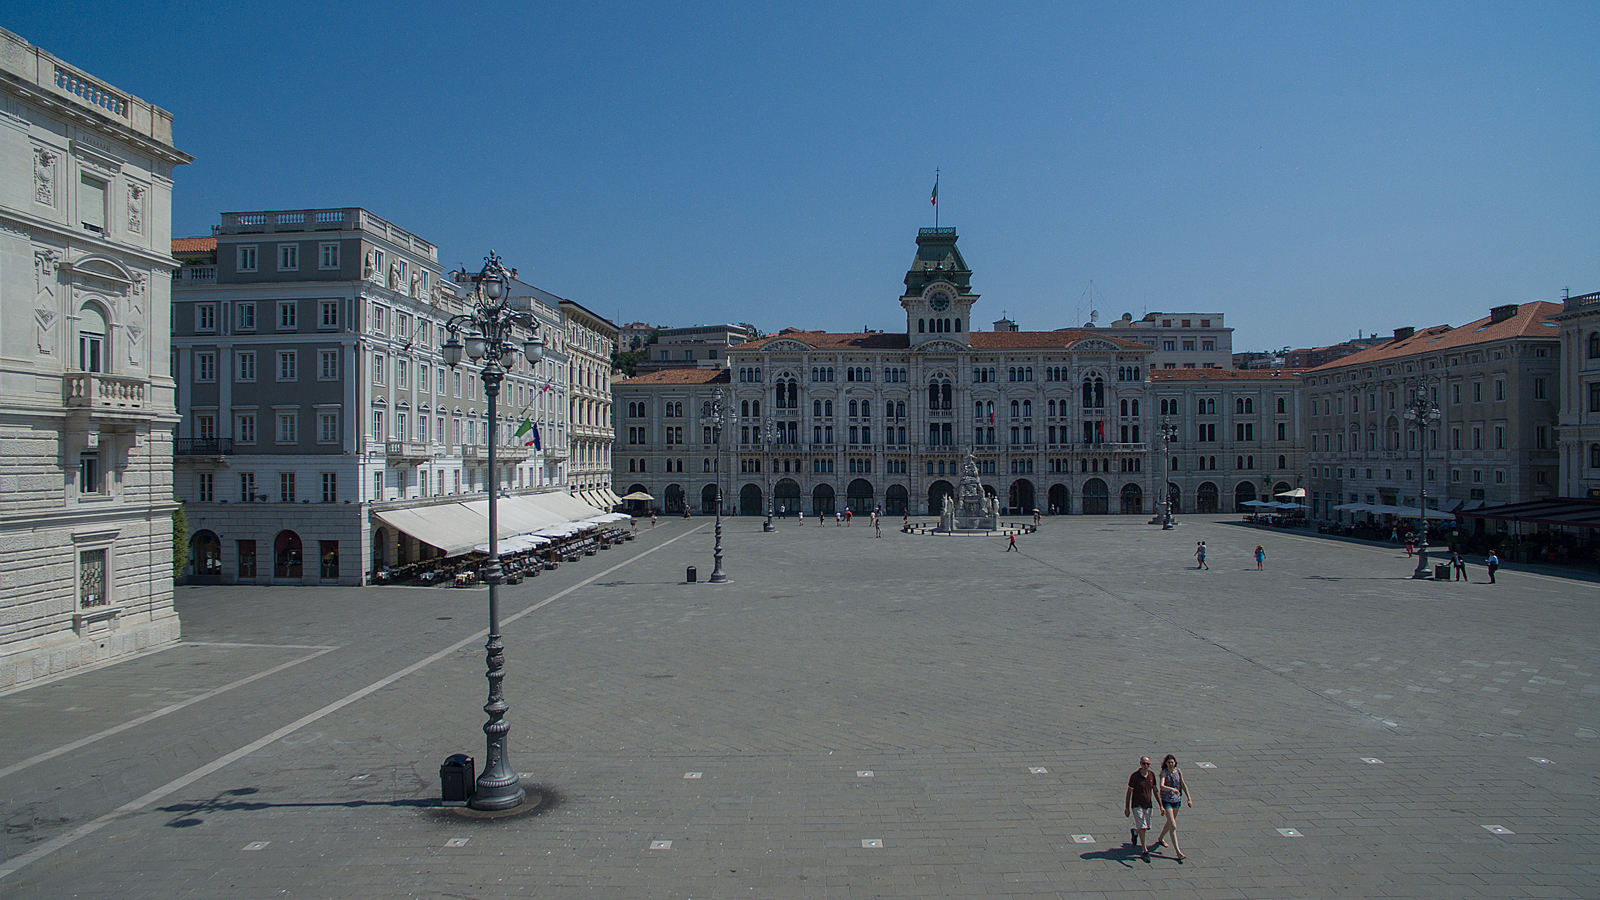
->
621 491 654 501
1275 488 1307 498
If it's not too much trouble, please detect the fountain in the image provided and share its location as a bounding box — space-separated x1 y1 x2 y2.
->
936 453 1001 533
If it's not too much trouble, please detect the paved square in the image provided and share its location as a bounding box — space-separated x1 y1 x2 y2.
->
1 516 1597 898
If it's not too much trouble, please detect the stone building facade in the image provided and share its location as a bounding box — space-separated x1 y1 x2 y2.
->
559 299 618 507
614 228 1163 518
0 28 191 687
1555 290 1600 500
1148 368 1307 515
1302 302 1563 526
171 209 572 584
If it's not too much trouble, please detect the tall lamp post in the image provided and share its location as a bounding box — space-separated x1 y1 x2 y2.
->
1158 417 1179 530
442 252 543 811
1406 384 1442 579
763 417 776 532
703 389 730 582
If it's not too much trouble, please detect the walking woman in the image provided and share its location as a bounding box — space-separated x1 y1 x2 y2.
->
1152 754 1193 861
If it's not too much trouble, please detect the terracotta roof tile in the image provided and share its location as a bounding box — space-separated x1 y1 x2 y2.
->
1306 302 1562 372
171 237 216 253
614 369 731 386
1149 368 1307 382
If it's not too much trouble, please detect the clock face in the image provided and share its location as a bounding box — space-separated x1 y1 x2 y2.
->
927 288 952 312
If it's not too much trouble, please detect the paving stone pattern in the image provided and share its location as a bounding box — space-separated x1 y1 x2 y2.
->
0 517 1596 898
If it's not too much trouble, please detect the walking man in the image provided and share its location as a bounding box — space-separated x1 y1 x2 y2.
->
1195 541 1208 570
1006 533 1018 552
1125 756 1157 861
1451 550 1467 581
1487 551 1500 584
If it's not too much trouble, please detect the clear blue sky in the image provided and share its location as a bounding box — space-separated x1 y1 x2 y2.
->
12 1 1597 352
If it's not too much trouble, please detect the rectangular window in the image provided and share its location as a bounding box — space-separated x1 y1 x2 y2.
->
1495 426 1504 449
319 243 340 270
78 548 107 607
79 174 107 234
196 414 216 440
195 303 216 332
237 351 256 382
280 472 296 503
278 243 299 271
372 410 385 441
1236 423 1254 441
195 352 216 382
1473 382 1482 403
1495 379 1504 401
1590 384 1600 413
278 301 297 330
240 472 256 501
373 353 385 385
319 412 339 443
1534 377 1546 400
319 349 339 380
277 412 298 443
374 472 383 500
1276 422 1286 441
396 359 407 388
237 246 258 273
1536 425 1549 449
1473 427 1482 449
321 472 337 503
277 350 298 381
320 300 339 329
237 414 256 444
197 472 214 503
371 304 386 334
236 302 256 330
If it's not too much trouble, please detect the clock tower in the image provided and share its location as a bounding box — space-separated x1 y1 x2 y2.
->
901 227 978 347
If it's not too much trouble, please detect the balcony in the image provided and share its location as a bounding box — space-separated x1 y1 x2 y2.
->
64 372 147 413
176 438 234 456
174 266 216 285
385 441 432 462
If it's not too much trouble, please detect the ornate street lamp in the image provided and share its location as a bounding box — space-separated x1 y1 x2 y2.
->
763 417 776 532
703 389 730 582
1406 384 1442 579
442 251 543 811
1158 417 1179 530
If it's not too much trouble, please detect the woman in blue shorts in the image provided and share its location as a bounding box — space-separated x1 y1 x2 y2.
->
1152 754 1193 861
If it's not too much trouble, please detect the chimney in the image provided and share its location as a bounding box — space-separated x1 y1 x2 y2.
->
1489 303 1519 324
1392 326 1414 341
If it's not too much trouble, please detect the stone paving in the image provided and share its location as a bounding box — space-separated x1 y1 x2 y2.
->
0 515 1596 898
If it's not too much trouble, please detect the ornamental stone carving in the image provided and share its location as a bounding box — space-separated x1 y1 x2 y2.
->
127 185 145 234
34 147 58 205
35 307 57 353
35 249 60 297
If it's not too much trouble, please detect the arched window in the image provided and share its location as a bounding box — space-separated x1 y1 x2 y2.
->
849 400 858 417
918 319 925 333
825 399 833 417
740 400 750 417
814 399 822 417
78 304 108 373
861 401 870 418
1120 399 1129 416
751 400 759 416
1010 400 1020 418
942 383 952 408
1276 397 1286 414
1023 400 1032 418
955 318 962 332
1278 454 1287 469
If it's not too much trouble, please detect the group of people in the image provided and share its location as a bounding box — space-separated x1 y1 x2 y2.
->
1125 755 1194 862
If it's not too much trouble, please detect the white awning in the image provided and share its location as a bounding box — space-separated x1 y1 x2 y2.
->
601 488 623 507
373 504 490 556
535 491 608 521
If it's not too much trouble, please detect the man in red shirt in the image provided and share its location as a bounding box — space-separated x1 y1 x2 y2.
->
1124 756 1157 860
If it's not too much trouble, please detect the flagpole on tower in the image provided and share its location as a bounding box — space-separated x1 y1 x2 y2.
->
931 168 940 229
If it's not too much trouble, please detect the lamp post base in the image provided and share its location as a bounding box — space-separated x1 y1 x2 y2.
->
763 521 774 532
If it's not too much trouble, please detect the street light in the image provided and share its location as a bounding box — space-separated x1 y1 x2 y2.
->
768 416 780 528
703 389 730 582
442 251 543 811
1158 417 1179 530
1406 384 1442 579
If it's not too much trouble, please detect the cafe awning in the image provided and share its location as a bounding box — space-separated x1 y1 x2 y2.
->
1458 498 1600 529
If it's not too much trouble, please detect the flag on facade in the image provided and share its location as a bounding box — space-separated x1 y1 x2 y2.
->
515 418 533 438
523 423 542 450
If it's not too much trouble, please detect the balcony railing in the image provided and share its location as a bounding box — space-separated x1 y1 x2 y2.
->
176 438 234 456
385 441 432 460
64 372 146 411
174 266 217 285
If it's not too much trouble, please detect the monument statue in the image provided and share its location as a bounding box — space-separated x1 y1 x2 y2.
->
935 451 1000 533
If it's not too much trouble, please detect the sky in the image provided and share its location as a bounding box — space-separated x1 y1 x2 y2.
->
11 1 1598 352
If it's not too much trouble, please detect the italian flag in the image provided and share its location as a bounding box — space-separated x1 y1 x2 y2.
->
930 182 938 206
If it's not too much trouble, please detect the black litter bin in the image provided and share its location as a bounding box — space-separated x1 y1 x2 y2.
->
440 753 475 806
686 566 697 583
1434 563 1450 581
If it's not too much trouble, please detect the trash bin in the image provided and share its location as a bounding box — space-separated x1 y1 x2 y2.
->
686 566 697 583
1434 563 1450 581
440 753 475 806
